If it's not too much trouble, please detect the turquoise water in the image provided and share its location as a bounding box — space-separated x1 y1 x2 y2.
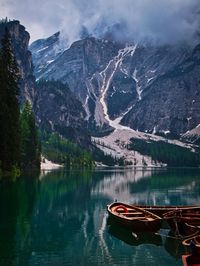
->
0 167 200 266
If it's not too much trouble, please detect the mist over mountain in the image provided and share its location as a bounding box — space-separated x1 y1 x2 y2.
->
30 29 200 142
2 10 200 164
1 0 200 46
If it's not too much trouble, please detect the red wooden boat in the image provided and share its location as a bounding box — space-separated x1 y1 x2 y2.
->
182 235 200 257
107 202 162 232
182 255 200 266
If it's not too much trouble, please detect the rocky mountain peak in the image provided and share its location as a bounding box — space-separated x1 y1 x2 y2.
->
30 33 200 138
0 20 35 103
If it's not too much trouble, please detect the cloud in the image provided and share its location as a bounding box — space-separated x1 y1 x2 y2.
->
0 0 199 45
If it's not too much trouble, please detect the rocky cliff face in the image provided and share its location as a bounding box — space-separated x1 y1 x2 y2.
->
0 20 35 103
30 33 200 138
29 31 64 80
121 44 200 137
34 80 91 148
0 21 92 150
30 36 124 134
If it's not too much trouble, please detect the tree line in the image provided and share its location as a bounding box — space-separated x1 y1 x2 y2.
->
0 28 40 177
41 131 93 168
128 138 200 167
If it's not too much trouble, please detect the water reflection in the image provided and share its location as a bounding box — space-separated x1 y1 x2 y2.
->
0 167 200 266
92 168 200 206
0 175 39 266
164 231 186 259
108 223 162 246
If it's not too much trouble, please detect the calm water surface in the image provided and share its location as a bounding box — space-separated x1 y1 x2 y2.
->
0 167 200 266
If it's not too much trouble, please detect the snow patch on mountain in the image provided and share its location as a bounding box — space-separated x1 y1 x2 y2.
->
132 68 142 100
99 44 137 126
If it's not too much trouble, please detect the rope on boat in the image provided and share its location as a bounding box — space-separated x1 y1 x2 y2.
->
155 230 200 240
155 232 182 239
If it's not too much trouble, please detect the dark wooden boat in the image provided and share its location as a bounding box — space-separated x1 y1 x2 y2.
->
181 223 200 237
107 202 162 232
163 209 200 236
136 205 200 218
182 255 200 266
182 235 200 257
164 230 186 259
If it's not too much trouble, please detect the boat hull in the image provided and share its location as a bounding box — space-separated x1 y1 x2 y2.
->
182 236 200 257
163 209 200 236
182 255 200 266
107 202 162 232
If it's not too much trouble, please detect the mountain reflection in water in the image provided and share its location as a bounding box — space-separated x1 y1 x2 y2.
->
0 167 199 266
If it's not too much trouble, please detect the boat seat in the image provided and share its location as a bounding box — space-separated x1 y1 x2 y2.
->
117 211 143 214
118 212 144 215
146 218 154 221
124 214 145 217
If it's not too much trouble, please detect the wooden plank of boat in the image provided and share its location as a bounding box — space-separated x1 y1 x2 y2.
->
182 235 200 257
107 202 162 232
182 255 200 266
136 205 200 218
180 223 200 238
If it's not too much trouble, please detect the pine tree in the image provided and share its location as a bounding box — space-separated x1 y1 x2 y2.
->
20 100 40 171
0 28 21 172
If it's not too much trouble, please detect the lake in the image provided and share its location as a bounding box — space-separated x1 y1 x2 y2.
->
0 167 200 266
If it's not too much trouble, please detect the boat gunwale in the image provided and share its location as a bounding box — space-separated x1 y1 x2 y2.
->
182 235 200 248
107 202 162 221
163 207 200 219
182 254 200 266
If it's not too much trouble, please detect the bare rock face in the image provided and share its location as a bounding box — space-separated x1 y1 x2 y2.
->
34 80 92 148
0 21 92 149
29 31 63 79
30 32 200 138
0 20 35 103
121 44 200 137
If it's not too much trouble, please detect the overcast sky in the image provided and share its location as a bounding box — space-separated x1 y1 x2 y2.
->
0 0 199 45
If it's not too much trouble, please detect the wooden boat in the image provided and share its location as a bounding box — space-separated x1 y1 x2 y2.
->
136 205 200 218
163 209 200 236
164 230 185 259
181 223 200 237
107 202 162 232
182 235 200 257
182 255 200 266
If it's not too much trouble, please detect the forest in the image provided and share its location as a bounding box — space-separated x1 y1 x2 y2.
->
128 138 200 167
0 29 40 177
41 131 94 168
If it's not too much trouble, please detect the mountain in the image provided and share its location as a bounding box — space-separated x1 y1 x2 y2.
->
0 20 35 103
34 80 91 148
29 31 65 80
0 20 93 151
30 34 200 138
1 20 199 166
121 44 200 137
30 36 124 135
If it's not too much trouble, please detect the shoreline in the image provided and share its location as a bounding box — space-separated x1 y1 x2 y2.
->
40 157 63 171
